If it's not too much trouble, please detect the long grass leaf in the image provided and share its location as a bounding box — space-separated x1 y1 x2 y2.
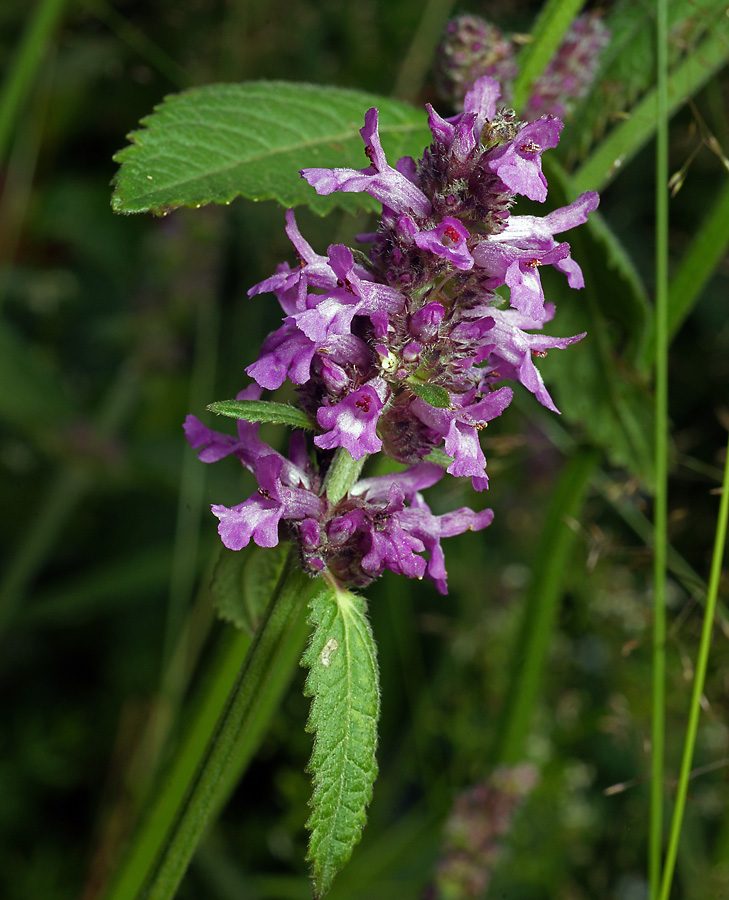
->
658 434 729 898
573 27 729 194
492 449 598 764
650 0 670 892
511 0 587 111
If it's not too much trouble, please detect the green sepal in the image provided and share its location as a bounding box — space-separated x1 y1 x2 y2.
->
302 581 380 898
408 381 451 409
425 448 455 468
207 399 316 430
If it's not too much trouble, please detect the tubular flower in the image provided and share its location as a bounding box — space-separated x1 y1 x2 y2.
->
187 76 598 593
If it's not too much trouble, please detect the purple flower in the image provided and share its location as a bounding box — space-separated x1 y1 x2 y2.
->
402 497 495 594
477 306 585 412
211 452 324 551
472 240 572 321
315 379 387 459
345 462 494 594
472 191 599 319
246 322 317 390
414 218 474 270
487 117 563 202
301 108 432 217
411 387 514 488
184 385 269 466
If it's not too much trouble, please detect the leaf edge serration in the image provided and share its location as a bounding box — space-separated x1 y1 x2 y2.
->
109 80 429 217
301 583 380 898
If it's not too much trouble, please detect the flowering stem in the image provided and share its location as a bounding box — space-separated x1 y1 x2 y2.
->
322 447 367 506
106 550 321 900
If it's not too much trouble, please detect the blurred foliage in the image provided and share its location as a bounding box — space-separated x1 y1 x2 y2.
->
1 1 728 899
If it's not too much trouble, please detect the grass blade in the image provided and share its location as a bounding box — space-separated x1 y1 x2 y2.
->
658 430 729 899
650 0 670 892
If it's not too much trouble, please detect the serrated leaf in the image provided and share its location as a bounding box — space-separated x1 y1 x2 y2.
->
409 381 451 409
207 398 317 430
111 81 431 217
302 583 380 898
211 544 287 635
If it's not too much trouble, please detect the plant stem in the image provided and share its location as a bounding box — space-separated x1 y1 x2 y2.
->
322 448 366 507
658 431 729 899
106 551 321 900
650 0 669 894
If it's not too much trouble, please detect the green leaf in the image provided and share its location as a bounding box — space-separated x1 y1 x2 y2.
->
211 544 288 635
302 582 380 898
408 381 451 409
207 398 317 430
111 81 431 217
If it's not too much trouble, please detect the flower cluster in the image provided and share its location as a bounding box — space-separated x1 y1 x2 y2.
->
524 13 611 121
425 765 539 900
434 15 517 109
435 13 610 121
186 76 598 594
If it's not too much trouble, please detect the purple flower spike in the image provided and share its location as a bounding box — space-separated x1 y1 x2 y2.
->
189 77 597 594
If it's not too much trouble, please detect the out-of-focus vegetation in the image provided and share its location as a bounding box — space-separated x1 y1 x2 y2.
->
1 1 728 898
